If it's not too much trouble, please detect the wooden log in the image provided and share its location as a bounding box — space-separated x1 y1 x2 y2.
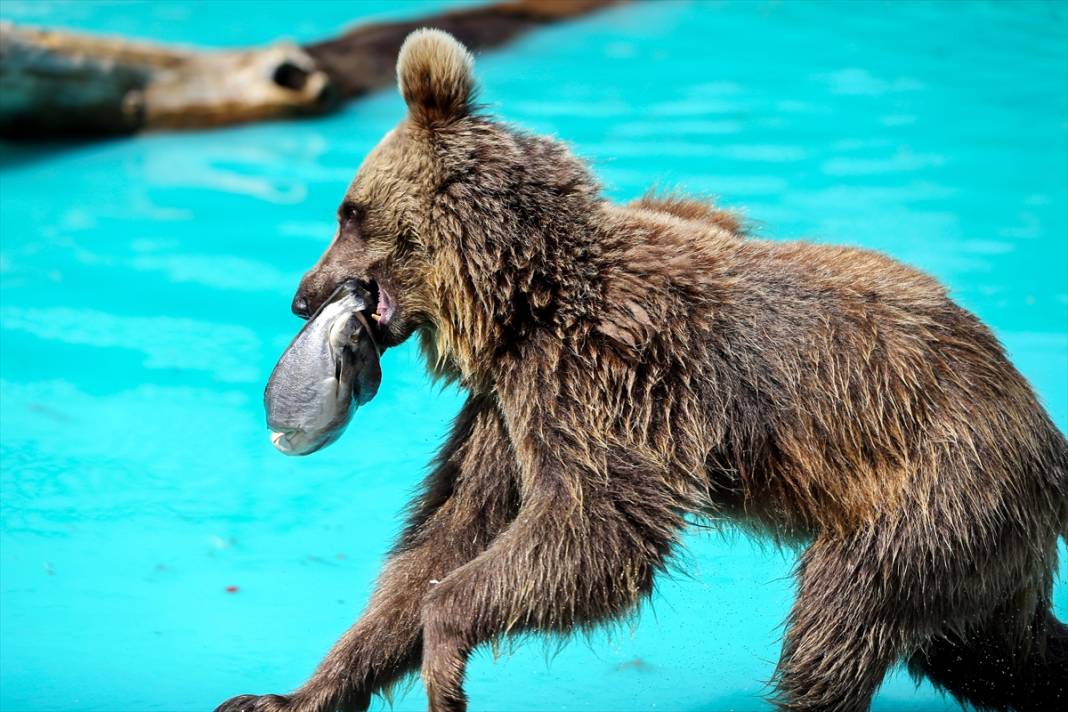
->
304 0 619 98
0 0 617 139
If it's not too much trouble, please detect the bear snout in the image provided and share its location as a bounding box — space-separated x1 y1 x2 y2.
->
291 292 310 318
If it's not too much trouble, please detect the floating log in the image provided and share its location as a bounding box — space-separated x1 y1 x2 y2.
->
0 0 616 139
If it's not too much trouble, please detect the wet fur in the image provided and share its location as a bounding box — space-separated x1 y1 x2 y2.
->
218 30 1068 712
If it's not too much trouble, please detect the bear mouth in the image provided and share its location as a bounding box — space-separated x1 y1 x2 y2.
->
360 279 396 344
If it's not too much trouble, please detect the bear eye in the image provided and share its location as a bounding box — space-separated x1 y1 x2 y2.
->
337 201 365 234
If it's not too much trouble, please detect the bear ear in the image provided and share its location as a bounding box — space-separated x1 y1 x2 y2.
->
397 29 476 127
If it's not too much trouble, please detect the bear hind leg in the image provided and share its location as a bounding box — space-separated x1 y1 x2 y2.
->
908 604 1068 712
771 534 915 712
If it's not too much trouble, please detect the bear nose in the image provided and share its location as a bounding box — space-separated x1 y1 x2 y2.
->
291 292 311 318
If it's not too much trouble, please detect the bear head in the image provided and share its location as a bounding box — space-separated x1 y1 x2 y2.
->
291 29 600 387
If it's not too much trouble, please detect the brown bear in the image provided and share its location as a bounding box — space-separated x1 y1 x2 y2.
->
218 29 1068 712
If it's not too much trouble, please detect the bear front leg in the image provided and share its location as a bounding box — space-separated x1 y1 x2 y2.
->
418 486 681 711
217 397 519 712
215 545 443 712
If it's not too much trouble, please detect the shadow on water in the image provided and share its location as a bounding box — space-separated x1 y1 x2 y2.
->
0 138 104 170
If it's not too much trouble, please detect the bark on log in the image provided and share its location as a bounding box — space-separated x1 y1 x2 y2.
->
0 0 617 139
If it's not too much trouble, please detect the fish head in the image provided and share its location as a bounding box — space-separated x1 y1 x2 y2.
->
265 286 379 456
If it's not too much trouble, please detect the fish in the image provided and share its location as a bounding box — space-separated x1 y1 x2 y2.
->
264 281 381 455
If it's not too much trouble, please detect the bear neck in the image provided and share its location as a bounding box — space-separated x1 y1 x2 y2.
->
419 121 606 391
425 193 604 393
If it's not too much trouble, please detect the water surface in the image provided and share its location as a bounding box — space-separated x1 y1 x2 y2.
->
2 1 1066 710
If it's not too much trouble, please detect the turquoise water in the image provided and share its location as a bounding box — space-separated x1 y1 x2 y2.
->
1 1 1066 710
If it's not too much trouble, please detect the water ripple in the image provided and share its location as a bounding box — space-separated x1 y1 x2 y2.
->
1 307 261 383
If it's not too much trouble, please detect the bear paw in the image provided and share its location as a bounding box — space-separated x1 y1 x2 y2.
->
214 693 291 712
